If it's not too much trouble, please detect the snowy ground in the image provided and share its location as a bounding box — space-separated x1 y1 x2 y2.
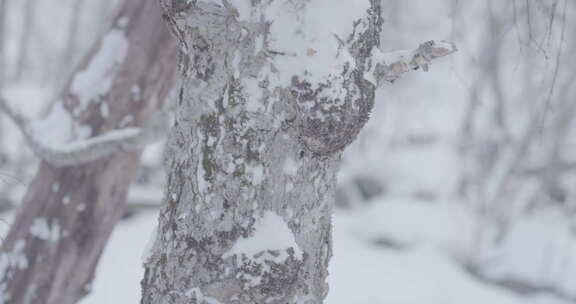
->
80 201 573 304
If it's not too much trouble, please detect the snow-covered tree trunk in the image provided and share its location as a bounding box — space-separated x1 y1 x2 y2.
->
140 1 383 303
0 0 176 303
142 1 455 303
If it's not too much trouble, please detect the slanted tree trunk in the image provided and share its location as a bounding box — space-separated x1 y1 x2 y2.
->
141 1 383 303
0 0 176 303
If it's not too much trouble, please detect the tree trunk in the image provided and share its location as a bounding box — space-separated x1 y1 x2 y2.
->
0 0 176 303
142 1 382 303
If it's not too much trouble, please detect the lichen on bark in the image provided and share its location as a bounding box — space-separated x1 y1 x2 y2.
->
141 1 382 303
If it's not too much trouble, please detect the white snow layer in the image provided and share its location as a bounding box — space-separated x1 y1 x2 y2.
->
223 211 302 261
25 27 129 153
30 218 61 242
31 109 141 153
233 0 369 87
29 103 74 148
82 209 575 304
71 27 128 114
0 240 28 274
0 240 28 303
480 210 576 297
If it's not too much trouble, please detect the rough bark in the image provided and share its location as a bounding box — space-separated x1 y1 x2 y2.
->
142 1 383 303
0 0 176 303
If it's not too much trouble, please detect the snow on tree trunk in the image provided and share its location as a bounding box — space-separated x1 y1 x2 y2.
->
0 0 176 303
141 1 382 303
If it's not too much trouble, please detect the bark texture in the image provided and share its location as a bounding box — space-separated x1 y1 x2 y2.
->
0 0 176 303
142 1 382 303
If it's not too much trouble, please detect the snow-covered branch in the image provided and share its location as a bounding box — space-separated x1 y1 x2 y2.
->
369 40 457 85
0 97 166 167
